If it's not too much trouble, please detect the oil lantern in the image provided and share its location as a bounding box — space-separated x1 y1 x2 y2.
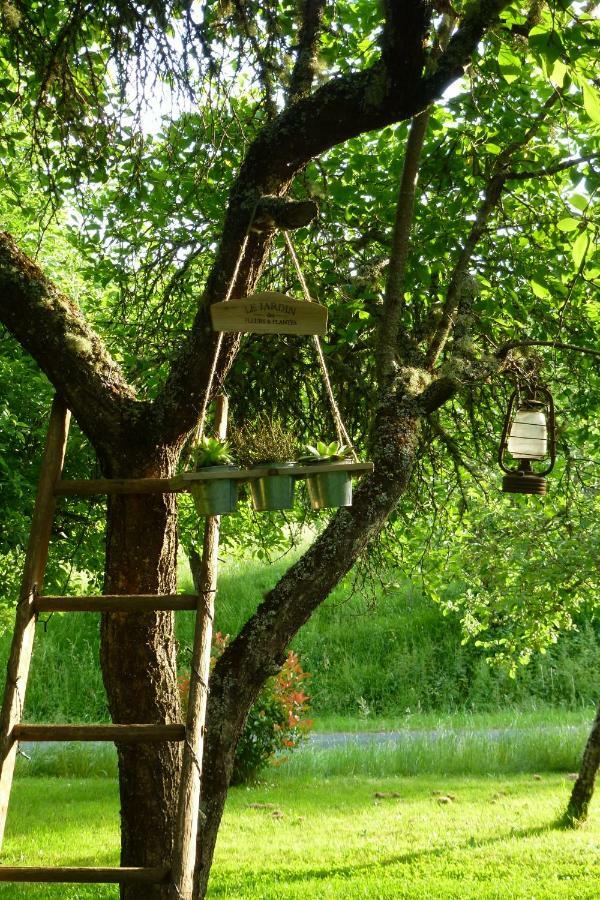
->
498 386 556 495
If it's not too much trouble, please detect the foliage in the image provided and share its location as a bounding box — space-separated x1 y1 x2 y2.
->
0 336 105 625
193 436 233 469
231 414 299 466
0 0 599 805
179 632 312 784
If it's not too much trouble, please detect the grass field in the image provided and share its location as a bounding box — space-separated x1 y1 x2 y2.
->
4 553 600 728
14 713 591 780
2 772 598 899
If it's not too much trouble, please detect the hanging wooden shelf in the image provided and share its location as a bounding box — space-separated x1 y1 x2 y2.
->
210 291 328 336
54 462 374 496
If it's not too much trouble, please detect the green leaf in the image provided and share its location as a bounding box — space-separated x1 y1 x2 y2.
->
549 59 567 87
572 231 589 269
497 46 522 84
569 194 589 213
582 81 600 124
530 280 550 299
557 217 580 232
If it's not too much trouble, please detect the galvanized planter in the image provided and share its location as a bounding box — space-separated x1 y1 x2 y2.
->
303 458 353 510
189 466 239 516
249 461 295 511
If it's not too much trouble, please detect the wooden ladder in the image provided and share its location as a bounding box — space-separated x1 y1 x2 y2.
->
0 395 223 898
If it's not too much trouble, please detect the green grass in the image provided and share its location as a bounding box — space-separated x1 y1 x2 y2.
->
5 552 600 727
12 715 589 781
2 773 599 898
313 707 597 733
286 725 587 778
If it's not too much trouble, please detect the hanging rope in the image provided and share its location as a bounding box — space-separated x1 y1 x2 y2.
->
193 223 255 447
189 210 358 463
282 231 358 461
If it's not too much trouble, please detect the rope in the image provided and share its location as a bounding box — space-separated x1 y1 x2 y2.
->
191 213 357 462
282 231 358 461
193 228 252 446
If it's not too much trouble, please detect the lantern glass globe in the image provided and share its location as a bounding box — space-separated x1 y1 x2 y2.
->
507 404 548 461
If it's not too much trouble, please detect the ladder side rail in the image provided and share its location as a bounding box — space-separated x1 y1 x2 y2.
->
0 396 71 848
170 395 228 900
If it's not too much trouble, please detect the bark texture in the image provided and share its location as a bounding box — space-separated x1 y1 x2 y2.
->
100 448 181 900
564 700 600 825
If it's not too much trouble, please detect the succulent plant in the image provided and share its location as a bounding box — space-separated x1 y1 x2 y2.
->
305 440 352 460
193 436 233 468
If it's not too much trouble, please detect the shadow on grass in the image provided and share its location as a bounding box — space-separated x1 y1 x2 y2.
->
213 822 562 893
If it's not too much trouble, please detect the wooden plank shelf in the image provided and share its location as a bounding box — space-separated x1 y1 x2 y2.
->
54 462 374 496
181 461 374 481
35 594 199 613
13 724 186 743
0 866 170 884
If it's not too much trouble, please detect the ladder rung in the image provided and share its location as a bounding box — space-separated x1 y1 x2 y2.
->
0 866 170 883
35 594 199 613
13 724 186 742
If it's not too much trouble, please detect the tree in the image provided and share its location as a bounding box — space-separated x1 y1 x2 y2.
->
0 1 598 897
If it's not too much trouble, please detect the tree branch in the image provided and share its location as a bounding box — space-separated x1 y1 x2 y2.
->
376 14 456 387
496 339 600 359
377 108 432 386
287 0 327 103
156 0 511 445
0 231 140 458
504 153 600 181
422 0 513 102
424 173 506 369
424 89 563 370
252 195 319 231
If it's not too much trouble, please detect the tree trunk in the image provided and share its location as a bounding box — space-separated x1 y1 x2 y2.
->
195 398 425 896
564 699 600 826
187 547 203 595
100 447 183 900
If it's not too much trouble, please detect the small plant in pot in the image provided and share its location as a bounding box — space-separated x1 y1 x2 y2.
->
301 440 354 510
189 436 239 516
232 415 299 512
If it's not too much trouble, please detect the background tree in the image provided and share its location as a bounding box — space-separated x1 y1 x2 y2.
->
0 1 598 897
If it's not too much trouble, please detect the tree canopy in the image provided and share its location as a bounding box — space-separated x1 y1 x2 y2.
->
1 1 599 896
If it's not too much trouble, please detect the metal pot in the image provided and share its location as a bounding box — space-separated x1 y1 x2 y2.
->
190 466 239 516
304 459 353 509
249 461 295 511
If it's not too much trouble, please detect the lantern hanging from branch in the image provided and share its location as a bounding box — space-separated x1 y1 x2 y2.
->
498 385 556 495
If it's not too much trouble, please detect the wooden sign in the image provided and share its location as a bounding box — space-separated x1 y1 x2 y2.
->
210 292 328 336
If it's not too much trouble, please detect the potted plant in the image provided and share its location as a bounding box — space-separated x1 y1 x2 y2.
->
232 415 299 512
301 440 353 509
189 436 239 516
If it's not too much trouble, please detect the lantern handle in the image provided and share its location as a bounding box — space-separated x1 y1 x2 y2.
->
498 388 518 475
536 385 556 477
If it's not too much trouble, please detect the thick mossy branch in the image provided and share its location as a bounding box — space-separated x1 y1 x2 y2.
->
0 231 141 452
287 0 327 102
423 0 514 102
252 196 319 231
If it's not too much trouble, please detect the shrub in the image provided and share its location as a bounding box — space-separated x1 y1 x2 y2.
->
179 632 312 784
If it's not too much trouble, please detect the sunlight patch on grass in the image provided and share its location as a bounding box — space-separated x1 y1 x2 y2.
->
1 774 599 899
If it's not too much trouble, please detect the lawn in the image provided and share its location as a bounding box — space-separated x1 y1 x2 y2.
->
2 772 599 899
